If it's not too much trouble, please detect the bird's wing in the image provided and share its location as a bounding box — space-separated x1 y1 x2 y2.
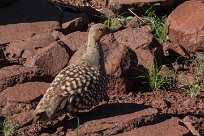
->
33 64 99 118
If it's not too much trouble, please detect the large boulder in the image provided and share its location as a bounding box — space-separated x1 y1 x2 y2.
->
24 41 71 77
168 0 204 55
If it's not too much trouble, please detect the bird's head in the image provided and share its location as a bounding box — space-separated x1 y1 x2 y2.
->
88 23 111 41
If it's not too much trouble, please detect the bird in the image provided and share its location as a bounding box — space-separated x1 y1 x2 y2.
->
15 23 110 130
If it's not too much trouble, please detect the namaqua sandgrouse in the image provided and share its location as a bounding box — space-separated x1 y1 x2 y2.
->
16 23 110 129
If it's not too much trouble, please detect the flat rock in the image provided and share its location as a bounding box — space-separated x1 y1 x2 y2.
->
66 104 158 136
182 115 204 136
1 82 50 103
4 33 56 64
118 117 191 136
114 27 153 51
0 0 61 43
24 41 71 77
8 111 33 124
0 65 38 92
168 0 204 54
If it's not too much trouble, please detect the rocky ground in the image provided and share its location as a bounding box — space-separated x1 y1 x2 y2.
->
0 0 204 136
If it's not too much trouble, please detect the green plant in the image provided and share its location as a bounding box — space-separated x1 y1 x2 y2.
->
186 76 202 97
138 63 174 90
149 64 173 90
196 60 204 76
0 118 16 136
67 116 80 136
106 15 133 29
142 4 169 41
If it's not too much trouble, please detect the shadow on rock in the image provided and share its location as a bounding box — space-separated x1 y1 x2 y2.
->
42 103 151 133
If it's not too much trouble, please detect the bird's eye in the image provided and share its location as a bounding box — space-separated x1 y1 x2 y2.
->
99 28 103 31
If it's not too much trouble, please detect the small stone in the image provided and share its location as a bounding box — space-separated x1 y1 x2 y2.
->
61 12 89 34
159 65 175 78
182 116 200 136
126 17 144 29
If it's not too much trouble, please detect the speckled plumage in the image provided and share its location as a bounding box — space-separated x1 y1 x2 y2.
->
15 23 110 130
34 64 108 118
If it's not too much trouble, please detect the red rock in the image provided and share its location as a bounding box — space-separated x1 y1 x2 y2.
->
182 116 200 136
8 111 33 124
126 16 144 29
168 0 204 54
1 82 49 103
4 33 55 64
114 27 153 50
118 117 190 136
60 31 88 52
0 0 61 43
0 65 38 92
66 105 158 136
1 101 32 116
158 65 175 77
114 27 164 69
61 12 89 34
24 41 70 77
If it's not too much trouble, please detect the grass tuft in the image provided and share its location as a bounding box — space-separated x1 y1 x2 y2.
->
148 64 173 90
138 63 174 90
0 118 16 136
196 60 204 76
105 15 134 30
186 76 202 97
142 4 169 41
